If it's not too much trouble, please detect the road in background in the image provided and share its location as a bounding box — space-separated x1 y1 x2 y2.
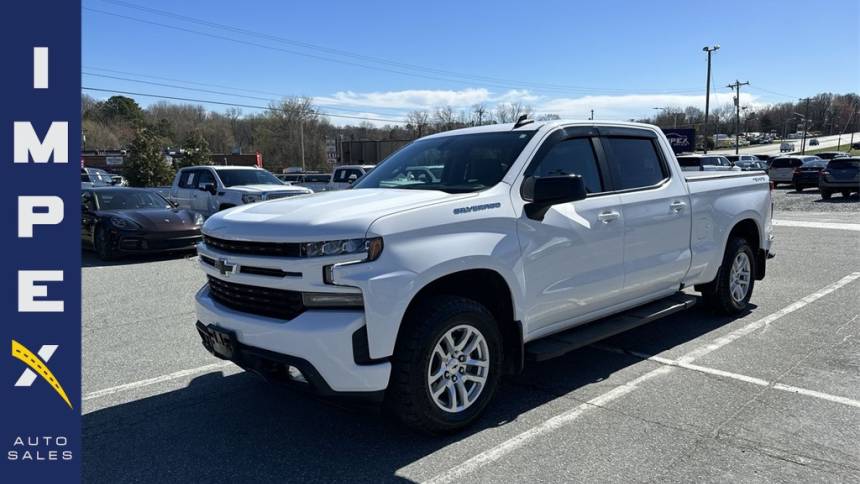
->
712 131 860 156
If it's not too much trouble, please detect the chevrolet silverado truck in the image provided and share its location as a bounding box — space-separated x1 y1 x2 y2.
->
194 119 774 433
169 165 313 216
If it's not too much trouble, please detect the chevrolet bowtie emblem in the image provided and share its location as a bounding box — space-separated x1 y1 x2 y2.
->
214 258 237 277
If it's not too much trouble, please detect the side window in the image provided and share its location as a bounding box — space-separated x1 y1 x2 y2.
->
178 170 197 188
602 137 667 190
196 169 215 188
528 137 603 194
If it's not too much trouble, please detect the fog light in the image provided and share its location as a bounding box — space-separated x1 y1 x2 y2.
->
301 292 363 308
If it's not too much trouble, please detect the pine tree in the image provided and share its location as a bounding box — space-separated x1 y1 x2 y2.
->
124 128 174 187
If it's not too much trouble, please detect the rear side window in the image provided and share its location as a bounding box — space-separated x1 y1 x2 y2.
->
178 170 197 188
676 156 700 167
196 169 215 187
771 158 801 168
333 168 363 183
602 137 667 190
528 137 603 194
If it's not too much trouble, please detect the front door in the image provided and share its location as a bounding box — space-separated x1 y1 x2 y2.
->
517 130 625 336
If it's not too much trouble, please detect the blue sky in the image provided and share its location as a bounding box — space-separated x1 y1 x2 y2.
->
82 0 860 125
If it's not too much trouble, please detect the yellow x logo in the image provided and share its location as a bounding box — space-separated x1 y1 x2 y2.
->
12 340 72 409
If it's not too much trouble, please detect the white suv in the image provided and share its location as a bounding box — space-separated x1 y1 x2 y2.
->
170 166 312 216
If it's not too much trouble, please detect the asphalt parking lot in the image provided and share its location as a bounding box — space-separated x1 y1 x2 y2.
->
82 197 859 483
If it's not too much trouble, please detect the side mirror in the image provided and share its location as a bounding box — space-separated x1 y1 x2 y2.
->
522 175 587 221
199 182 216 194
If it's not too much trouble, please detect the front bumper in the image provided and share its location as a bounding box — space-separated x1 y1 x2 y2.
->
195 285 390 398
112 230 201 253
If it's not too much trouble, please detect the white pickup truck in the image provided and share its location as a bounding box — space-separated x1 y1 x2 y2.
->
194 120 774 433
169 165 312 216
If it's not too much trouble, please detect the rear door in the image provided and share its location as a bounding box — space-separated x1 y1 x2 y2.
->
770 158 800 182
171 169 198 209
599 129 692 301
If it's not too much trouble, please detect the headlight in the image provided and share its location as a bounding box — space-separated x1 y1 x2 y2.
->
241 194 262 204
193 213 205 225
109 216 140 230
301 237 383 260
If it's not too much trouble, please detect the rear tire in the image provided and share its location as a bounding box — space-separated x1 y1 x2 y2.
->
821 190 832 200
387 295 503 434
842 191 852 198
794 182 803 192
700 236 755 315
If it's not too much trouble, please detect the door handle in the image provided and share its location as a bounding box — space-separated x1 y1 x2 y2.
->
598 210 620 223
670 201 687 212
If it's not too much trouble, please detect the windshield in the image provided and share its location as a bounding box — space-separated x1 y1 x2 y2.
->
216 169 283 187
95 190 172 210
355 131 537 193
828 159 860 169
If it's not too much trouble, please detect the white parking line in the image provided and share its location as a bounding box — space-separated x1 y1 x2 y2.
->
424 272 860 484
594 347 860 409
83 361 235 401
772 219 860 232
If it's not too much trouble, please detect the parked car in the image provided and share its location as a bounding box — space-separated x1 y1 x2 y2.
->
327 164 376 190
81 167 118 188
735 160 769 171
780 142 796 153
791 159 828 191
769 156 821 186
809 138 819 146
276 172 332 192
82 187 204 260
755 154 775 167
110 175 128 187
725 154 761 165
814 151 849 160
676 154 738 172
169 166 313 216
194 120 773 433
852 142 860 149
819 157 860 199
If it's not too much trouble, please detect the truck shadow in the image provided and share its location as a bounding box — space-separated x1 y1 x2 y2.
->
83 302 752 483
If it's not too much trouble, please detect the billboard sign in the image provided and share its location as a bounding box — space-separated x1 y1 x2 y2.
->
662 128 695 153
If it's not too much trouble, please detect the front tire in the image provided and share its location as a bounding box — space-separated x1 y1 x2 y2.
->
794 182 803 192
387 295 503 434
700 236 755 315
94 226 117 261
821 189 832 200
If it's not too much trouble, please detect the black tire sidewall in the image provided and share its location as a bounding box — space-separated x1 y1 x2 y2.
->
390 296 503 434
95 226 114 260
718 238 755 313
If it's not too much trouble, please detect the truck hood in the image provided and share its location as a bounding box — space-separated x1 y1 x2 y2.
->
203 188 470 242
225 184 309 193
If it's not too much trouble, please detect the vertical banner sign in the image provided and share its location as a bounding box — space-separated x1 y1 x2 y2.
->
1 0 82 481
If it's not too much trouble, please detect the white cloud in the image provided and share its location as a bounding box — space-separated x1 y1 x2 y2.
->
315 88 492 110
536 92 762 120
313 87 769 125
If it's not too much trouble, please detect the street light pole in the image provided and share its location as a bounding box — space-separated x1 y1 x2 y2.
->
702 45 720 154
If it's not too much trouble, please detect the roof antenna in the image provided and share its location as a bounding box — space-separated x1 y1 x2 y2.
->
513 114 534 129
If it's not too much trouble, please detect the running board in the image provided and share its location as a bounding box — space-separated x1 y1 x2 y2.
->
525 292 698 362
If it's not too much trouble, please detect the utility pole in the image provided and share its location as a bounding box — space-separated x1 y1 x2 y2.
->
702 45 720 154
589 109 594 121
727 80 749 155
799 97 811 154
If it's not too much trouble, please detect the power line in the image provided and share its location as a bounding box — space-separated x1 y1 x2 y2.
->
82 72 407 115
84 3 702 96
82 87 408 124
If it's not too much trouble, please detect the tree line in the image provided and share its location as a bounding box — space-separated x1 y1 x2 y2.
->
82 91 858 186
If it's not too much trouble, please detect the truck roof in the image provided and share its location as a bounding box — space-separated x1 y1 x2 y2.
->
179 165 262 171
420 119 661 140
